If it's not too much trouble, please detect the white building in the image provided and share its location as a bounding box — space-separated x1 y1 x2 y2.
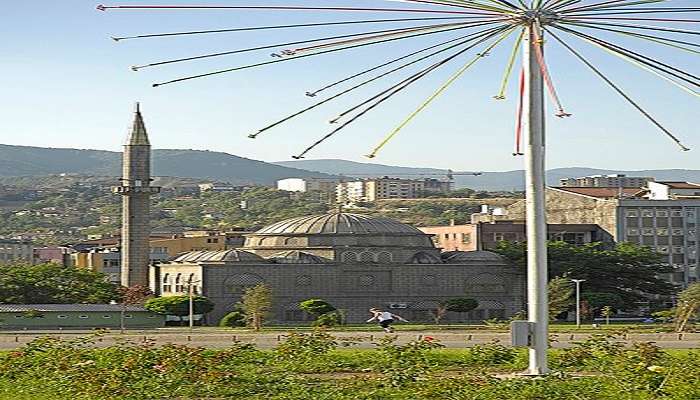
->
646 182 700 200
336 177 452 204
276 178 339 193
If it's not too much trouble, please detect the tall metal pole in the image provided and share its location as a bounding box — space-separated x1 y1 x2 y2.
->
572 279 585 328
523 22 549 376
189 282 194 332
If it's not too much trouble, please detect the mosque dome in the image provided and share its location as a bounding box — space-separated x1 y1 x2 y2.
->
242 212 439 261
268 250 331 264
171 250 265 263
441 251 506 264
255 212 425 235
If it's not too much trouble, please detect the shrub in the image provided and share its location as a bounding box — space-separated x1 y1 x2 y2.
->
219 311 246 327
374 336 444 386
144 295 214 325
299 299 336 316
312 311 341 328
464 340 518 366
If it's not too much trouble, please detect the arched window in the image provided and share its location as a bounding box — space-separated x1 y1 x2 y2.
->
284 237 299 246
175 273 183 292
359 251 375 263
341 251 357 263
223 273 264 294
377 252 393 263
187 273 198 294
162 273 171 293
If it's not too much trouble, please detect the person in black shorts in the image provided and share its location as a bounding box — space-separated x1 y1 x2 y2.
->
367 308 408 333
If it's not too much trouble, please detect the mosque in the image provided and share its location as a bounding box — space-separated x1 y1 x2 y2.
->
117 104 525 324
154 213 526 324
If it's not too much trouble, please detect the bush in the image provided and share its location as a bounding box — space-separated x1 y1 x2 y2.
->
219 311 246 327
312 311 341 328
374 336 444 386
299 299 336 316
463 340 518 366
444 298 478 313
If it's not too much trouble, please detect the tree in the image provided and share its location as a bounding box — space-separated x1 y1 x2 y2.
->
548 276 574 320
675 283 700 332
238 284 272 331
118 285 153 333
0 263 119 304
219 311 246 328
299 299 336 317
582 292 625 317
299 298 340 327
431 298 479 324
494 241 677 310
144 296 214 325
601 306 614 325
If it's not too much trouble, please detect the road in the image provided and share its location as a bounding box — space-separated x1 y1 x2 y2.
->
0 330 698 350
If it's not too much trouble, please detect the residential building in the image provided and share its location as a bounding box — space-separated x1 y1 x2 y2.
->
559 174 654 188
34 246 73 266
0 304 165 329
336 177 452 203
506 186 700 286
155 212 526 324
198 183 241 193
645 181 700 200
0 239 34 264
277 178 340 194
420 222 606 252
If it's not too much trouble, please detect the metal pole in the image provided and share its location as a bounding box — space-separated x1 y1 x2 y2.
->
523 22 549 376
572 279 585 328
189 282 194 332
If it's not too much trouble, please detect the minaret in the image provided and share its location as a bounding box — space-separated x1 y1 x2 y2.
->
113 103 160 287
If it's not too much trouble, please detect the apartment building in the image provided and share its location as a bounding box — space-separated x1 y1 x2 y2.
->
336 177 452 203
0 239 34 264
559 174 653 188
277 178 340 194
506 185 700 286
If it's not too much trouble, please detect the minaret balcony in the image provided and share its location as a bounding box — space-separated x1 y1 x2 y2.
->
112 186 161 195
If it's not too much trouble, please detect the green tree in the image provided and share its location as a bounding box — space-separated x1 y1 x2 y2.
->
238 284 272 331
299 299 336 317
219 311 246 327
0 263 119 304
494 241 676 309
144 296 214 325
548 276 574 320
582 292 625 316
601 305 614 325
675 282 700 332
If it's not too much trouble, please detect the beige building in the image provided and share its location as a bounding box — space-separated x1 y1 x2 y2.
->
559 174 654 188
336 177 452 203
506 186 700 286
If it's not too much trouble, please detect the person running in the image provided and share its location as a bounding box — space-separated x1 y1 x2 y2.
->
367 308 408 333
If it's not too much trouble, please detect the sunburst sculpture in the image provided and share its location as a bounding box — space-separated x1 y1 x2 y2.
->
100 0 698 375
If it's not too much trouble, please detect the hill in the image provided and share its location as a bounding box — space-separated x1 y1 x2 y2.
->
0 144 335 185
275 160 700 191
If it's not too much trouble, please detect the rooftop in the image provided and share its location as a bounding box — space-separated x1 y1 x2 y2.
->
553 187 642 199
656 182 700 190
0 304 150 313
254 212 425 235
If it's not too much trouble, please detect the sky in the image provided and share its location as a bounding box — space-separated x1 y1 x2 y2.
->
0 0 697 172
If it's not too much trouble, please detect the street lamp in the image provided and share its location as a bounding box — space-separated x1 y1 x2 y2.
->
185 278 201 332
571 279 586 328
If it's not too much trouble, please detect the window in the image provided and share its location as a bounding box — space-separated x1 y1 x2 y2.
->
642 228 654 236
657 210 669 218
57 315 68 319
162 274 171 293
688 211 697 219
671 210 683 217
14 315 23 319
175 273 183 292
102 315 112 319
124 315 133 319
626 210 638 218
78 315 89 319
657 246 669 254
642 210 654 217
673 247 685 254
461 233 472 244
672 229 684 236
444 234 449 240
627 228 639 236
493 233 505 242
657 228 669 236
342 252 358 263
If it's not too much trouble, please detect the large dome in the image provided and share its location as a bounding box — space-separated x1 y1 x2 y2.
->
255 212 424 235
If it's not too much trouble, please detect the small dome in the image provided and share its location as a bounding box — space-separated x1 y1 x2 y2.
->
442 251 505 263
268 250 331 264
171 250 264 263
255 212 424 235
408 251 443 264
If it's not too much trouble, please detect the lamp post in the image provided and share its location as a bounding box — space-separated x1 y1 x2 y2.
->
571 279 586 328
186 278 201 332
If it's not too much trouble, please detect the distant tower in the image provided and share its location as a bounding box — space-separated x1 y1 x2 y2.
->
113 103 160 287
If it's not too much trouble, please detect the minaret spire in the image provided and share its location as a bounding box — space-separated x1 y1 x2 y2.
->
113 103 160 288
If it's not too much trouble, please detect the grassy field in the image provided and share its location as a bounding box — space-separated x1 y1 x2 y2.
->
0 331 698 399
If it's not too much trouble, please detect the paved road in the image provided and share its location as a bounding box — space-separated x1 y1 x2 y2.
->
0 331 698 350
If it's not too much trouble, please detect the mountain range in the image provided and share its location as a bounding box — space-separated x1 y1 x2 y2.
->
1 144 698 191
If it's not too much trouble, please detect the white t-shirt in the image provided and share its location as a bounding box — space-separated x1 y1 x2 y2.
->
378 312 394 321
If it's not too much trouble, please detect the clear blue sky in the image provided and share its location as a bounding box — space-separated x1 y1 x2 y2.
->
1 1 697 171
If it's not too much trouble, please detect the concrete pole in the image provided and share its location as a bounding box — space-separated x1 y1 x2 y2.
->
523 23 549 376
189 282 194 331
